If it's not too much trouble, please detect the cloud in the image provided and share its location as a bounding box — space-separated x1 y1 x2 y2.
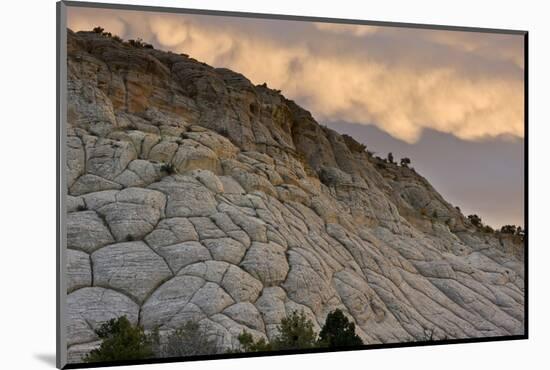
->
313 22 379 36
67 7 524 144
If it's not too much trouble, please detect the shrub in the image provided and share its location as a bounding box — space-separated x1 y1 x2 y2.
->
237 310 317 352
400 157 411 167
516 226 525 237
83 316 154 363
127 38 153 48
160 321 218 357
237 309 364 353
92 26 104 34
467 214 482 228
237 331 272 352
342 134 367 153
482 225 494 233
272 310 318 350
317 309 363 348
500 225 517 234
160 163 176 175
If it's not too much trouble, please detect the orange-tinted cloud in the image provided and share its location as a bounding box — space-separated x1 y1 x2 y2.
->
67 7 524 144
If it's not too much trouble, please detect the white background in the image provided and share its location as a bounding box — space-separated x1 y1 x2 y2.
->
0 0 547 368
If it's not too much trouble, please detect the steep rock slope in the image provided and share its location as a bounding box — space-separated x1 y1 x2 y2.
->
65 30 524 362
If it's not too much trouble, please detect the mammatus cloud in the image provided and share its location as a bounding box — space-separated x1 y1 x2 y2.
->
67 8 524 144
313 22 380 36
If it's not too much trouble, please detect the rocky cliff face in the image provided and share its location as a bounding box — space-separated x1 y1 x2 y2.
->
65 30 524 362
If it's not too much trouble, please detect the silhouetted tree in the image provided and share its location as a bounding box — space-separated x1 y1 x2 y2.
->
467 214 482 228
500 225 517 234
400 157 411 167
317 309 363 348
387 152 394 164
482 225 494 233
516 226 524 236
92 26 104 34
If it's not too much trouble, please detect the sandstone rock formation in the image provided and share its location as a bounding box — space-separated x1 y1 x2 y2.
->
65 30 525 363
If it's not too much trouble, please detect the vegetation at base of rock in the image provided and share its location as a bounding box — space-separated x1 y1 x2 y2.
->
237 331 273 352
159 321 218 357
273 310 318 350
83 316 154 363
237 309 363 353
317 309 364 348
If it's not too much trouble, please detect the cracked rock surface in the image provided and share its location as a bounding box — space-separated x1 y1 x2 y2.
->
65 30 524 362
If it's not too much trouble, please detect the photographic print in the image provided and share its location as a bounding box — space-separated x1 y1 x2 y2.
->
57 1 527 368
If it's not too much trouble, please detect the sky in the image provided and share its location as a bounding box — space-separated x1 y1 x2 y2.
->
66 6 525 228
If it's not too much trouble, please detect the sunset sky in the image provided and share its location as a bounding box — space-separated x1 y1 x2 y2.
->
67 6 525 228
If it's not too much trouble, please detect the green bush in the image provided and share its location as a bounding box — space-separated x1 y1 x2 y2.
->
160 321 218 357
237 331 272 352
83 316 154 363
237 310 317 352
272 310 318 350
318 309 363 348
237 309 364 353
